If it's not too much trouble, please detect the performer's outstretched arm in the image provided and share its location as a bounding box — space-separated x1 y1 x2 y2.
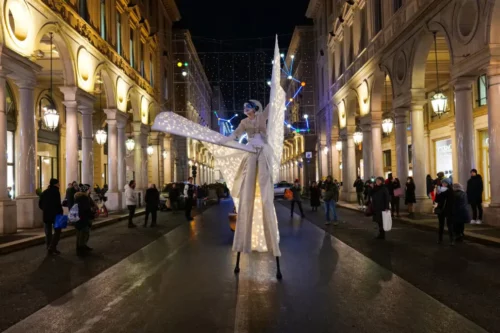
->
220 122 245 143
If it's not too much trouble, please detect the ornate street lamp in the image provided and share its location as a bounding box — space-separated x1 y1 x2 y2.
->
125 138 135 151
323 146 329 155
353 129 363 146
147 145 154 156
382 118 394 135
162 150 167 159
336 141 342 151
431 32 448 117
40 32 59 131
95 129 107 146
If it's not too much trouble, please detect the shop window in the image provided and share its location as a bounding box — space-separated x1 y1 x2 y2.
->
130 28 135 68
374 0 383 33
435 138 453 176
37 142 58 191
100 0 106 40
383 150 391 167
394 0 403 12
117 14 122 56
477 75 487 106
7 131 14 198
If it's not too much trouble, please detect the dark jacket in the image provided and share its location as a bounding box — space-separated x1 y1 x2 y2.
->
426 177 434 195
353 179 364 193
467 175 483 204
65 186 78 209
371 185 390 213
145 188 160 209
74 192 92 230
385 179 395 196
39 186 63 224
310 186 321 207
322 181 339 202
290 184 302 201
435 189 454 218
196 186 206 199
169 187 180 201
405 183 416 204
453 190 470 223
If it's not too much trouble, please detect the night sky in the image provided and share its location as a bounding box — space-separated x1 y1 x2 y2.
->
175 0 312 117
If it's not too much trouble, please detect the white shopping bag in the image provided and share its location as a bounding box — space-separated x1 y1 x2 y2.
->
382 210 392 231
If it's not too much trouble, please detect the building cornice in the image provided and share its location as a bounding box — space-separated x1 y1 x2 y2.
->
306 0 321 19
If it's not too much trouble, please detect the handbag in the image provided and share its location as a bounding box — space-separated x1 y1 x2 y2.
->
364 203 374 217
394 188 403 197
54 215 68 229
284 189 293 201
382 211 392 231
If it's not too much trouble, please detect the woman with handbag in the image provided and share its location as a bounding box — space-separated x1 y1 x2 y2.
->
405 177 416 218
371 177 390 240
309 181 321 212
434 178 455 245
391 178 402 218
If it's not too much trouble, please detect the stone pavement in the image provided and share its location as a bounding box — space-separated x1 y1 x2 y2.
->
2 200 492 333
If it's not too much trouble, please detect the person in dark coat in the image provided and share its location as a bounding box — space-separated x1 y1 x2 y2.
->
466 169 484 224
322 176 340 225
65 181 79 209
452 183 470 242
405 177 416 218
353 176 365 208
435 178 455 245
426 174 434 199
169 183 180 212
145 184 160 227
391 178 402 218
309 181 321 211
290 179 305 217
75 185 93 256
371 177 390 240
39 178 63 255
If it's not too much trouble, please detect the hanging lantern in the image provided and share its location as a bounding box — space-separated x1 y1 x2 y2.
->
353 130 363 145
95 129 107 145
323 146 329 155
43 105 59 131
162 150 167 159
382 118 394 135
430 32 448 117
125 138 135 151
147 145 154 156
336 141 342 151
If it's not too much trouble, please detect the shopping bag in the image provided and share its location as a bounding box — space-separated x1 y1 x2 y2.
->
54 215 68 229
394 188 403 197
68 204 80 225
284 189 293 201
382 210 392 231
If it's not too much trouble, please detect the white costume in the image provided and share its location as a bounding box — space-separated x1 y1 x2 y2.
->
152 37 286 257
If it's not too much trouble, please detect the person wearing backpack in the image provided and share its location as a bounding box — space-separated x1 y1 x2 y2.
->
74 184 93 256
39 178 64 255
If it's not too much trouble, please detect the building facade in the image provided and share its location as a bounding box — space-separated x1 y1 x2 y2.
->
0 0 183 234
306 0 500 224
279 26 317 190
172 30 215 185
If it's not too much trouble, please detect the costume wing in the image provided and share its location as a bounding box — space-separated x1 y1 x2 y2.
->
266 37 287 183
152 112 251 195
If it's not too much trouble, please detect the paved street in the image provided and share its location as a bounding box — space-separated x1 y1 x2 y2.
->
1 199 496 333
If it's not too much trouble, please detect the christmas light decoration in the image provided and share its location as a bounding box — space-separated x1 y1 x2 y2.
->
177 62 183 67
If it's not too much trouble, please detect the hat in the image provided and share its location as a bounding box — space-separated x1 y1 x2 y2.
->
79 184 90 192
441 178 451 185
49 178 59 186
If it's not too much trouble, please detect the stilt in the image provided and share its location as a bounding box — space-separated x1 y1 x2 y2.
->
276 257 282 280
234 252 241 274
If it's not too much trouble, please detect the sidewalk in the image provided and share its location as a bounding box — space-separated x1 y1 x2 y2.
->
0 208 146 255
337 201 500 247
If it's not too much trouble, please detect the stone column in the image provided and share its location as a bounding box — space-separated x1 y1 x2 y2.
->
372 115 384 178
0 73 16 234
80 106 94 187
361 116 373 180
410 104 432 212
16 79 41 228
341 127 357 202
454 78 476 185
116 112 128 191
484 69 500 225
133 122 149 206
104 109 121 211
394 108 409 186
331 130 340 181
163 136 172 184
149 132 162 187
63 101 79 184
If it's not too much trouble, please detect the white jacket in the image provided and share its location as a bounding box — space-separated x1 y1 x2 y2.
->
124 185 137 206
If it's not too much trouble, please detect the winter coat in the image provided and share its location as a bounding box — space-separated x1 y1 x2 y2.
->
426 177 434 195
74 192 92 230
467 175 484 204
145 188 160 210
290 184 302 201
124 185 137 206
385 179 395 196
405 183 416 204
453 190 470 223
310 187 321 207
435 188 454 218
39 185 63 224
371 185 390 223
169 187 180 201
65 186 78 209
354 179 364 193
322 181 339 202
363 183 372 203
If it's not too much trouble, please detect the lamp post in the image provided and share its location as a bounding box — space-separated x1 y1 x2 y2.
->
40 32 59 131
431 32 448 117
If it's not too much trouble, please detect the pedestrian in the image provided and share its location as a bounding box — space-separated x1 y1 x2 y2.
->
144 184 160 227
309 181 321 211
405 177 416 218
466 169 483 224
363 179 373 207
75 184 93 256
65 181 79 209
433 172 445 202
371 177 390 240
435 178 455 245
391 177 402 218
7 186 12 199
184 177 195 221
452 183 470 243
169 183 179 212
290 179 305 217
38 178 63 255
196 185 205 209
353 176 365 209
322 176 340 226
426 174 434 200
125 180 137 228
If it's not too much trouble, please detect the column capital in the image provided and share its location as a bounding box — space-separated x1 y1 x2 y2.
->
451 76 476 91
394 108 408 122
79 105 94 115
62 100 78 109
133 121 150 135
16 78 37 89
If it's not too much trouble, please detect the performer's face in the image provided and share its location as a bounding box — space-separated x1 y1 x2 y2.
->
244 107 256 117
